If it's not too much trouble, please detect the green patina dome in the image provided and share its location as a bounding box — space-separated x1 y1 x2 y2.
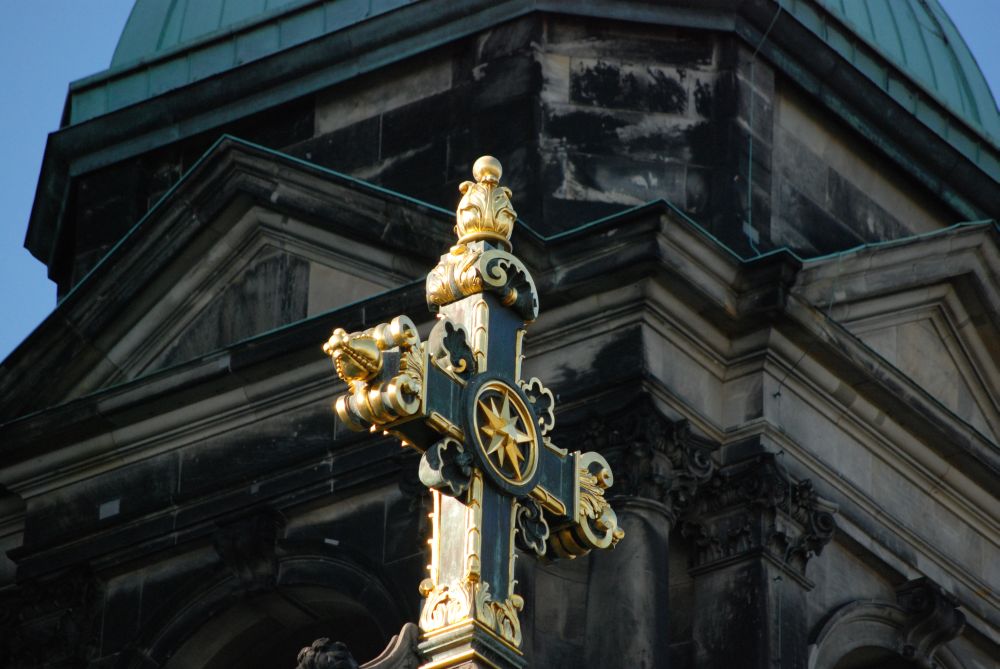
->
111 0 310 67
806 0 1000 143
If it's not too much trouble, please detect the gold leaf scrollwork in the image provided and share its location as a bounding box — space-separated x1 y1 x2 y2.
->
424 155 539 321
474 582 524 648
418 579 524 648
549 452 625 559
418 578 471 631
426 243 484 309
323 315 425 432
426 247 538 322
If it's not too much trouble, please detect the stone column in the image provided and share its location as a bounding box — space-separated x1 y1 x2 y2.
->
681 451 837 669
565 399 716 669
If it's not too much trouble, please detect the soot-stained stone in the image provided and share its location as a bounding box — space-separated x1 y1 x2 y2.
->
735 129 773 194
23 451 180 552
380 91 461 159
579 152 688 206
827 169 908 242
467 54 539 110
151 248 310 371
383 491 427 564
686 120 728 168
477 15 542 61
174 409 330 502
775 130 828 205
775 181 866 255
685 166 711 214
288 116 381 173
299 497 387 564
460 94 536 153
373 141 449 204
544 109 629 152
552 326 645 400
694 78 715 118
100 577 143 653
542 197 624 234
73 161 147 279
570 61 688 114
547 19 715 66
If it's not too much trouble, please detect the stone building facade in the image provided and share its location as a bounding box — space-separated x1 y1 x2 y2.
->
1 1 997 668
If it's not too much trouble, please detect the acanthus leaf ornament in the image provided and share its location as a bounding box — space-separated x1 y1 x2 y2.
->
323 156 623 668
455 156 516 248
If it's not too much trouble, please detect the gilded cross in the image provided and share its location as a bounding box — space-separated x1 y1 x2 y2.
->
324 157 624 669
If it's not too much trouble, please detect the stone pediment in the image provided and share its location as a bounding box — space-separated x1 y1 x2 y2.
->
845 288 999 441
0 137 453 419
793 223 1000 442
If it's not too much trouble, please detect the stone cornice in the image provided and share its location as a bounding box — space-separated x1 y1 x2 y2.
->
680 451 838 586
4 182 996 511
2 136 452 421
555 396 718 525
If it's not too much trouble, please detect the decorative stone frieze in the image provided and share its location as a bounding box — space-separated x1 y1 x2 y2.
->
559 397 717 523
681 453 837 582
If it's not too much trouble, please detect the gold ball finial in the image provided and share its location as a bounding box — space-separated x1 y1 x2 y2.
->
473 155 502 184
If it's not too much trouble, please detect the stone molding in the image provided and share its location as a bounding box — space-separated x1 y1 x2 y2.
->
680 453 837 584
895 578 967 667
808 577 966 669
557 397 717 525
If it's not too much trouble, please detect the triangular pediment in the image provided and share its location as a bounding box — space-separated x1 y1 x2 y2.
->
793 223 1000 442
102 209 408 386
0 137 453 418
842 288 1000 441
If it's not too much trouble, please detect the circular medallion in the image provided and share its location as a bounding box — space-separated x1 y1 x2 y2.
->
466 377 540 494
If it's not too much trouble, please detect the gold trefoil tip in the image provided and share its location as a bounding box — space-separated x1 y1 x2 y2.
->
455 155 517 250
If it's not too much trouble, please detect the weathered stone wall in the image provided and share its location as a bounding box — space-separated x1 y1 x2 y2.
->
770 86 953 255
59 15 956 299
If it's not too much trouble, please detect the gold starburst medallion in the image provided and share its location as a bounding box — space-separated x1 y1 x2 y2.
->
473 382 538 485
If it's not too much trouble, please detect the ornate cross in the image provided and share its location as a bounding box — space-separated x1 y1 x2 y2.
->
324 157 624 669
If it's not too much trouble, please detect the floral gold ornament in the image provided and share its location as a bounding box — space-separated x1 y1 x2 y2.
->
323 156 623 669
455 156 516 248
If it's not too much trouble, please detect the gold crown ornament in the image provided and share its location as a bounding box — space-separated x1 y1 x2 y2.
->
455 155 517 249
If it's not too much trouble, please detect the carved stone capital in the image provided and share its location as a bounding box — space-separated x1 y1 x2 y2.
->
681 454 837 583
558 398 717 524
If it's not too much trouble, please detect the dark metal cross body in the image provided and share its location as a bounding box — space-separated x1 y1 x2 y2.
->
324 156 623 669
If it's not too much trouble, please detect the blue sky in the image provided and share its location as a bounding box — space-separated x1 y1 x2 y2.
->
1 0 999 363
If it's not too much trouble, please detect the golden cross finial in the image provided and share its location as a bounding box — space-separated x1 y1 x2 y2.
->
323 155 623 669
455 155 517 250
